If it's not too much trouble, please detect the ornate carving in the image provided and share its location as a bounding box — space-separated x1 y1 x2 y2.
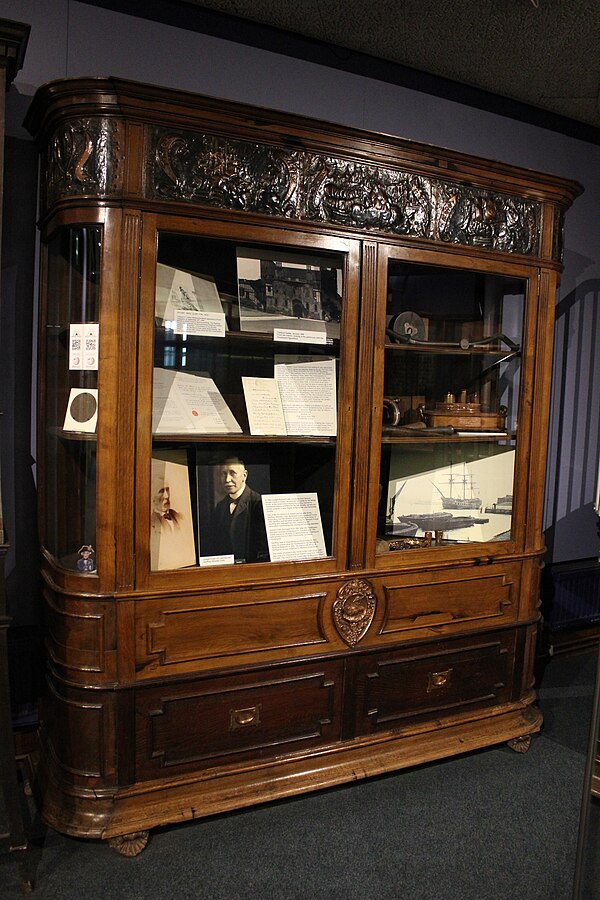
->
46 118 123 206
152 130 302 216
436 184 537 253
149 126 540 255
553 208 566 262
333 578 376 646
302 157 432 238
507 734 532 753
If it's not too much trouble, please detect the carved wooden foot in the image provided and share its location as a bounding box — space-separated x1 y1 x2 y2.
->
107 830 150 857
507 734 532 754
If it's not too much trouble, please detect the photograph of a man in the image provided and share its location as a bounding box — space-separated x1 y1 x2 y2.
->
150 452 196 570
209 455 269 564
151 480 181 529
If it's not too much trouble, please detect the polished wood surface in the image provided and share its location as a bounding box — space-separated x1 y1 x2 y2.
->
25 77 581 850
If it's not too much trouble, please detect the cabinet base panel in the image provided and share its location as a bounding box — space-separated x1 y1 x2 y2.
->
36 702 542 841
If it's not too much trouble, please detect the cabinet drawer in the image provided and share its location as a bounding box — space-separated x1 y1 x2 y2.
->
353 631 516 736
135 659 343 780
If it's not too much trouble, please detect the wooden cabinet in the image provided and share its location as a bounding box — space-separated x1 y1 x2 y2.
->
24 77 581 852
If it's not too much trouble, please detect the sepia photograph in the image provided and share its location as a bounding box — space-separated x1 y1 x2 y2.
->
150 450 196 570
384 448 516 543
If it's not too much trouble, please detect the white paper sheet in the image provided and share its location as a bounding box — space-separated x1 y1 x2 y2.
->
261 492 327 562
173 309 226 337
274 355 337 436
152 369 242 434
155 264 224 324
273 327 328 345
242 376 287 435
63 388 98 433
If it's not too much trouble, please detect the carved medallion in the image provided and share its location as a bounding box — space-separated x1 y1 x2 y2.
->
333 578 376 647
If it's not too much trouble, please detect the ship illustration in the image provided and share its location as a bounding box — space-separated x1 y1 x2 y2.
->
385 481 418 536
432 463 481 510
397 511 489 532
485 494 513 515
388 479 488 534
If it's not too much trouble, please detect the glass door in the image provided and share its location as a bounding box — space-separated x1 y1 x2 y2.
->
371 251 529 561
42 225 101 574
137 218 359 583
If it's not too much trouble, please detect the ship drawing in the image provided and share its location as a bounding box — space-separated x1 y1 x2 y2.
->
397 511 489 532
389 479 488 534
385 481 418 536
485 494 513 515
432 463 481 510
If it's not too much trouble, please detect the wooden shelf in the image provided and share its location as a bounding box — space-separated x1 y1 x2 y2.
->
152 433 337 443
384 341 519 356
157 326 340 350
381 430 516 444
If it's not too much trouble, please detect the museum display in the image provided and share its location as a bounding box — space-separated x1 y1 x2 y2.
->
24 76 581 854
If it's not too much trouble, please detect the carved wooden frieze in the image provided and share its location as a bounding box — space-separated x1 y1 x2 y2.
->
333 578 376 647
46 117 124 207
149 126 541 255
41 118 543 255
151 130 303 215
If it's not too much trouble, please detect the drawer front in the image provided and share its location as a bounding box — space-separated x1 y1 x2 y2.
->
135 659 344 780
353 631 517 736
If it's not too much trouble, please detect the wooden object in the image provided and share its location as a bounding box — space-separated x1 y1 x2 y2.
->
24 77 581 853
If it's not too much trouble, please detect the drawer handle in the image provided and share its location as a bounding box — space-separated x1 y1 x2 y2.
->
428 668 453 691
230 704 261 730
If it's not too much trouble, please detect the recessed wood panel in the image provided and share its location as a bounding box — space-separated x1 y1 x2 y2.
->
135 659 343 780
136 592 328 676
381 570 515 637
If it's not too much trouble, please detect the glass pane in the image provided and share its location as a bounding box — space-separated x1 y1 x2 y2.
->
44 227 101 572
377 260 524 554
151 233 343 571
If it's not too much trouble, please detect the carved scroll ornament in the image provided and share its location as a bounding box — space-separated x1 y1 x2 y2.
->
333 578 377 647
46 117 123 207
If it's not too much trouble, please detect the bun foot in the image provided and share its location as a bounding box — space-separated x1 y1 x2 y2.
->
107 830 150 857
507 734 532 753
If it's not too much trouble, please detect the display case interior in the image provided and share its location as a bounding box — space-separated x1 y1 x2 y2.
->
150 233 345 571
377 259 524 552
43 225 100 571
